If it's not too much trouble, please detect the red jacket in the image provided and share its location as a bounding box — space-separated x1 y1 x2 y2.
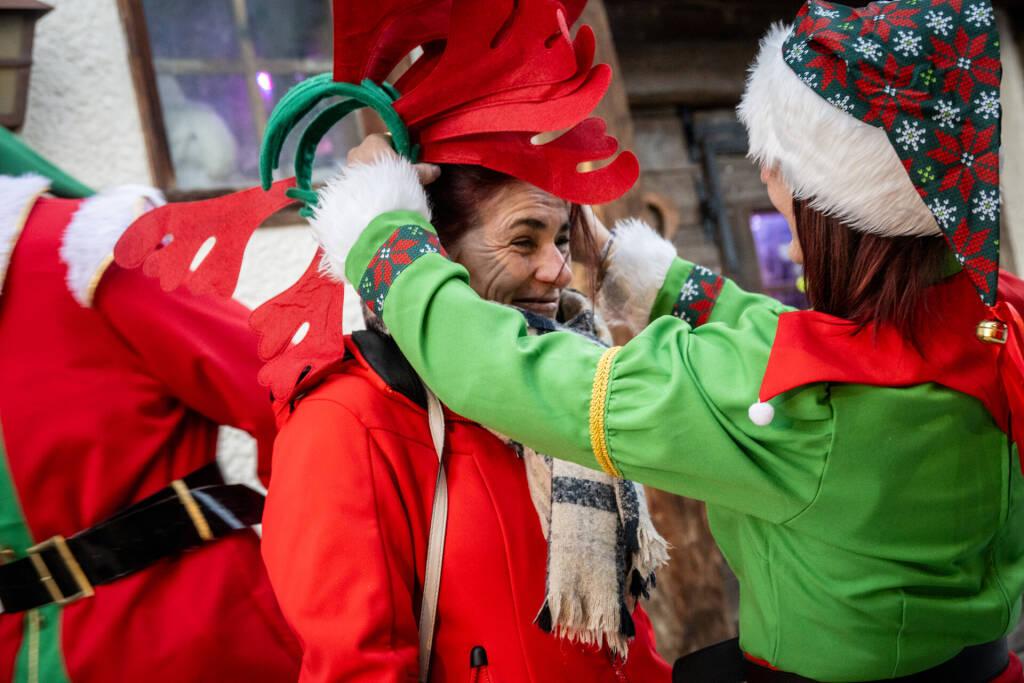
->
0 189 300 682
262 331 671 683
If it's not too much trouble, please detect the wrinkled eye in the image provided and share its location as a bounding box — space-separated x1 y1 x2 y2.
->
512 237 536 250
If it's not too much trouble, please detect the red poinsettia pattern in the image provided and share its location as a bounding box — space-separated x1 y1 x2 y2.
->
672 266 725 328
927 120 999 202
857 55 928 129
806 54 848 89
794 12 852 55
930 28 1001 102
950 218 997 297
853 3 921 42
359 225 447 317
783 0 1003 305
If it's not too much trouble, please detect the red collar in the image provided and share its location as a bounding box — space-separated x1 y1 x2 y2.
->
759 273 1014 439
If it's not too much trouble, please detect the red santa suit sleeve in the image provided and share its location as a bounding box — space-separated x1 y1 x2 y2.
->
261 393 421 683
93 263 277 482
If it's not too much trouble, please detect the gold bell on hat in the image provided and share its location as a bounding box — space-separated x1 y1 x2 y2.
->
977 320 1009 345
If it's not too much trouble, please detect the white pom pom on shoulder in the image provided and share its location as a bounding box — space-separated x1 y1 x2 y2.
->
748 401 775 427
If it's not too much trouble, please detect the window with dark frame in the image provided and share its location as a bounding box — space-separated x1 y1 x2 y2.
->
120 0 361 199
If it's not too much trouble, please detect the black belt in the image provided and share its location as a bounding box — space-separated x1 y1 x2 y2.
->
674 637 1010 683
0 464 264 613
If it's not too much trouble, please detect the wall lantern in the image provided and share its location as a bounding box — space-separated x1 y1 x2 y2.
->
0 0 52 130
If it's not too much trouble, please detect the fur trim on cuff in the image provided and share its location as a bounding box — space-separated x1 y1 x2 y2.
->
311 155 431 283
1 174 51 293
738 24 939 238
60 185 165 306
595 218 677 339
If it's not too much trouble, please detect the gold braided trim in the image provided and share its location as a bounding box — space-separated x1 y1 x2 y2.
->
171 480 213 542
589 346 623 478
83 195 148 307
84 253 114 306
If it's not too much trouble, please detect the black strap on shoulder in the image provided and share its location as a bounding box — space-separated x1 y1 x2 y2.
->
352 329 427 409
0 463 263 614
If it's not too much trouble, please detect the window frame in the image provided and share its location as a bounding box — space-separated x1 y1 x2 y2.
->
118 0 371 224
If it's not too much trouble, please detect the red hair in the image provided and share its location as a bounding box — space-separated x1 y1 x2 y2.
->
793 198 948 345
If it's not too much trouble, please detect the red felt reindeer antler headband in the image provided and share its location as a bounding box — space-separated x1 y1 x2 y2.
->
116 0 637 407
268 0 636 207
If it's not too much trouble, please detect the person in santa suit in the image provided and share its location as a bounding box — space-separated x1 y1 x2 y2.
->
320 0 1024 680
0 169 300 681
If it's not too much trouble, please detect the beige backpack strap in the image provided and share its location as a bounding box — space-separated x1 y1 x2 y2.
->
418 385 448 683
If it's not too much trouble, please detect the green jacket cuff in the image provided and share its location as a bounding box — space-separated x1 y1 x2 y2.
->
651 258 693 321
343 210 437 285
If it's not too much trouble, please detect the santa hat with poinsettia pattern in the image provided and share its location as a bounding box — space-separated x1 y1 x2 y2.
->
739 0 1003 305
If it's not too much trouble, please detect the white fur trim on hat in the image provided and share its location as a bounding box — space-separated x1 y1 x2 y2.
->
311 155 431 283
595 218 677 339
0 174 51 294
737 24 940 238
60 185 166 306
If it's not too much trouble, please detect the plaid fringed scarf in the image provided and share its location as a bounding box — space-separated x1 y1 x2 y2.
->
502 290 670 659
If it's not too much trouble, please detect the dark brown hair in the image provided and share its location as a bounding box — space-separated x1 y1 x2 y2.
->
793 197 949 343
424 164 598 285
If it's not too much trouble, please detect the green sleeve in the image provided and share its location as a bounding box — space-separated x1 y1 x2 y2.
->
651 258 690 320
650 256 793 326
347 213 830 521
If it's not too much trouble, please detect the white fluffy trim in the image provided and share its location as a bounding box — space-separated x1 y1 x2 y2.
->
311 155 431 283
738 24 939 238
0 174 51 293
60 185 165 306
595 218 677 339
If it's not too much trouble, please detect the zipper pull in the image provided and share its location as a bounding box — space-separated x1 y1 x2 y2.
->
469 646 490 683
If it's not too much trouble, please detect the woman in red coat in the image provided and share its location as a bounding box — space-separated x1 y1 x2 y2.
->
261 163 672 683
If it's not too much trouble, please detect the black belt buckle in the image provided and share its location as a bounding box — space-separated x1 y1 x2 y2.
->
26 535 94 606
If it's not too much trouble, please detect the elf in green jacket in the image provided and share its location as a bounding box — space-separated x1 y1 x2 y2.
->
324 0 1024 680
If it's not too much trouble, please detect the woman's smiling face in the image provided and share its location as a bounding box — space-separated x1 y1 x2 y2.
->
446 180 573 320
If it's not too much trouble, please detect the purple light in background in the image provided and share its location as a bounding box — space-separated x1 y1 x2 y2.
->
256 71 273 95
750 211 806 308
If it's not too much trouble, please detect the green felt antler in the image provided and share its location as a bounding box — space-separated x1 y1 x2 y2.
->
259 76 415 217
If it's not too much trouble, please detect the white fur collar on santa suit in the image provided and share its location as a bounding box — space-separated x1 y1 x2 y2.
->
60 185 165 306
0 174 51 295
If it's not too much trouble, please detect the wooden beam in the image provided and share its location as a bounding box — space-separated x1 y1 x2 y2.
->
619 41 756 108
604 0 803 44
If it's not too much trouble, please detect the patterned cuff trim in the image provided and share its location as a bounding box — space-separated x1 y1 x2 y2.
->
672 265 725 328
358 224 446 317
589 346 623 478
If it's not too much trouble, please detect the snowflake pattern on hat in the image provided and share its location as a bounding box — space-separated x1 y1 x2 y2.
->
783 0 1002 304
